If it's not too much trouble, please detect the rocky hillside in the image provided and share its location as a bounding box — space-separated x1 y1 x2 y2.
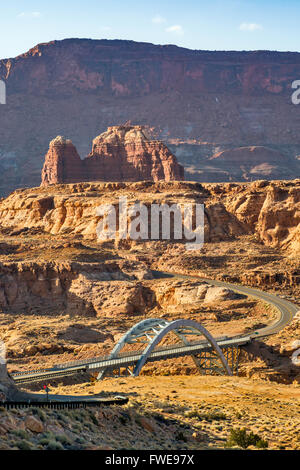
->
0 363 19 401
1 375 300 450
0 179 299 253
1 39 300 194
41 125 184 185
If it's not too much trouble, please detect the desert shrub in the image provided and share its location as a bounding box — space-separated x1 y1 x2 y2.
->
175 431 187 442
255 438 269 449
185 409 227 421
72 422 83 432
39 431 64 448
88 412 98 426
59 409 71 418
119 412 131 425
32 407 47 422
16 439 34 450
75 436 85 444
199 411 227 422
46 440 64 450
184 409 199 418
56 414 69 424
56 434 72 446
12 429 29 439
152 413 171 425
70 409 87 423
40 431 55 440
225 428 268 449
39 438 51 446
84 422 97 432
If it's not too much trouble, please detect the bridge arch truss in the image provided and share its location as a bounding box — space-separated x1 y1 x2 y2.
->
97 318 232 380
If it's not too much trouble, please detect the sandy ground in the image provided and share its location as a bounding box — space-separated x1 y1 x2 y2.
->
41 375 300 450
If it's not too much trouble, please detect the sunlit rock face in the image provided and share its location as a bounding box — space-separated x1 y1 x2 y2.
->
1 39 300 195
41 126 184 186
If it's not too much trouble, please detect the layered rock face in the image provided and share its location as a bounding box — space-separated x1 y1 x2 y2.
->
0 259 153 315
86 126 184 182
1 179 299 254
41 126 184 185
208 146 294 180
1 39 300 194
0 363 28 401
0 364 15 400
41 136 84 185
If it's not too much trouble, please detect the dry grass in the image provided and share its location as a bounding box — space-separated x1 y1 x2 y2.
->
33 375 300 450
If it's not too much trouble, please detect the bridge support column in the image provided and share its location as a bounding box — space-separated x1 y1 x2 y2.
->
220 346 240 375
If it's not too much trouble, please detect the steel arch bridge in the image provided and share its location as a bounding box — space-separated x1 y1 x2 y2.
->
97 318 232 380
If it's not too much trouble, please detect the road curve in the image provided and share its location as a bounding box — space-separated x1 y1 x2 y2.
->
10 270 299 387
153 270 299 339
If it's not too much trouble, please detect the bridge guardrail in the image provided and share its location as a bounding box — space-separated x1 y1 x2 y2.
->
11 335 251 381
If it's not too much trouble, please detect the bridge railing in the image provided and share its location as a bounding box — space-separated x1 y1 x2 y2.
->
46 338 209 369
11 334 251 379
11 339 208 376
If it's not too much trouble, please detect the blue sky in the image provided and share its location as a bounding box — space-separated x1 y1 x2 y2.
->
0 0 299 58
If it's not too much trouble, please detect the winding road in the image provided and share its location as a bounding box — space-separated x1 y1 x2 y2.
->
156 271 299 338
11 271 299 385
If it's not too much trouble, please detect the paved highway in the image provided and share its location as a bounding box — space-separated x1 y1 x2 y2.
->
159 271 299 338
11 271 299 384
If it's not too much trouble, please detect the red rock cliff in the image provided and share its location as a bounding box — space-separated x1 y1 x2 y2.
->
41 136 84 185
1 39 300 195
41 125 184 185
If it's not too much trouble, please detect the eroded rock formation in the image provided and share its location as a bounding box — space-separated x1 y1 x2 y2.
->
0 179 298 323
41 136 84 185
41 126 184 185
0 259 153 315
0 363 27 401
1 39 300 195
1 179 298 253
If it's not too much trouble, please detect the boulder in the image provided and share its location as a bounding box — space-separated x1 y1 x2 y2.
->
25 416 44 433
203 286 242 303
137 416 156 433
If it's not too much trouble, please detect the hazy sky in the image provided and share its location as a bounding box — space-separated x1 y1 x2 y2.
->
0 0 299 58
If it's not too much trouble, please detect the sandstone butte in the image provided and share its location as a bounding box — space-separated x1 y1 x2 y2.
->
2 39 300 196
41 125 184 186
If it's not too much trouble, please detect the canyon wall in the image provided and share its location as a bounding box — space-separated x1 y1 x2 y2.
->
0 179 299 253
1 39 300 194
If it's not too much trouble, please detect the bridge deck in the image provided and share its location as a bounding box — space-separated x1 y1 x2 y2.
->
12 335 251 384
